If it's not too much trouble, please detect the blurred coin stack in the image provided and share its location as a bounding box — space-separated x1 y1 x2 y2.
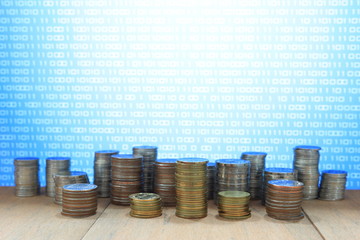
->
154 159 177 206
215 159 250 204
218 191 251 220
129 193 162 218
175 158 208 219
319 170 347 200
207 162 216 200
94 150 119 197
61 183 98 217
266 179 304 221
262 168 298 205
46 157 71 197
241 152 267 199
14 157 40 197
54 171 90 205
293 145 321 199
111 154 142 205
133 146 157 192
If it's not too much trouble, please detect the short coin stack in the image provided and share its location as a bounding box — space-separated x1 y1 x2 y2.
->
215 159 250 204
265 179 304 221
62 183 98 217
241 152 267 199
218 191 251 220
111 154 142 205
94 150 119 197
46 157 71 197
175 158 208 219
207 162 216 200
319 170 347 200
129 193 162 218
262 168 298 205
154 158 177 206
14 157 40 197
54 171 90 205
293 145 321 200
133 146 157 192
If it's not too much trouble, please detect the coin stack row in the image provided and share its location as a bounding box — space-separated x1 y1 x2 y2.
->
218 191 251 220
129 193 162 218
46 157 71 197
207 162 216 200
94 150 119 197
133 146 157 193
319 170 347 200
154 159 177 206
14 157 40 197
54 171 89 205
111 154 142 205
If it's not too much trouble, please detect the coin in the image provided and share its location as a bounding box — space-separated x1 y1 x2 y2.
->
46 157 71 197
129 193 162 218
94 150 119 197
318 170 347 201
154 158 177 206
14 157 40 197
217 191 251 220
133 146 158 193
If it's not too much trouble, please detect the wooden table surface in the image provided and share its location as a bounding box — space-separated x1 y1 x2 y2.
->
0 188 358 240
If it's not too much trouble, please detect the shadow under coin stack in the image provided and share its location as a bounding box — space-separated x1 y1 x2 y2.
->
14 157 40 197
265 179 304 221
319 170 347 201
111 154 142 205
46 157 71 197
54 171 90 205
175 158 208 219
62 183 98 217
293 145 321 200
207 162 216 200
154 159 177 206
241 152 266 199
218 191 251 220
94 150 119 197
215 159 250 204
133 146 158 193
129 193 162 218
262 168 298 205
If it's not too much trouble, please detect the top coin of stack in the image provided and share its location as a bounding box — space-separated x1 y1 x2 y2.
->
14 157 40 197
241 152 267 199
129 193 162 218
94 150 119 197
215 159 250 204
293 145 321 200
207 162 216 200
133 146 158 193
319 170 347 201
218 191 251 220
46 157 71 197
154 158 177 206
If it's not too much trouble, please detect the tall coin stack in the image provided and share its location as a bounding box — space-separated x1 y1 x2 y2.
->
111 154 142 205
129 193 162 218
241 152 267 199
319 170 347 200
61 183 98 217
266 179 304 221
218 191 251 220
54 171 90 205
94 150 119 197
293 145 321 199
215 159 250 204
175 158 208 219
14 157 40 197
207 162 216 200
262 168 298 205
154 159 177 206
46 157 71 197
133 146 158 192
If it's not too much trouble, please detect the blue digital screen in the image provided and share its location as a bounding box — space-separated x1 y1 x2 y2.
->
0 0 359 189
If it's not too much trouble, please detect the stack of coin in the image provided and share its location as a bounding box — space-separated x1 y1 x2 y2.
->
14 157 40 197
293 145 321 199
207 162 216 200
241 152 267 199
154 158 177 206
215 159 250 204
46 157 71 197
54 171 90 205
61 183 98 217
129 193 162 218
319 170 347 200
111 154 142 205
94 150 119 197
133 146 158 192
262 168 298 205
266 179 304 221
218 191 251 220
175 158 208 219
